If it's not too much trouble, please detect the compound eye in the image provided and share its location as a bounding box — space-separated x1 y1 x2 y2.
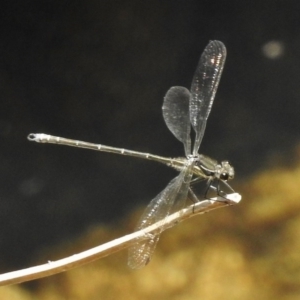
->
220 173 229 181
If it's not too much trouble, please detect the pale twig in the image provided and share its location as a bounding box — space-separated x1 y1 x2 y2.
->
0 193 241 286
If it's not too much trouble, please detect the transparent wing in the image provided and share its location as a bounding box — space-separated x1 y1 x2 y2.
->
128 161 194 269
190 40 226 155
162 86 192 157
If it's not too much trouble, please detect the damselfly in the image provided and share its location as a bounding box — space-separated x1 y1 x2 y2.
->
28 40 235 269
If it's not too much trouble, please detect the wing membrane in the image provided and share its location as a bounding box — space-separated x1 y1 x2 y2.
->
162 86 191 156
128 161 194 269
190 40 226 154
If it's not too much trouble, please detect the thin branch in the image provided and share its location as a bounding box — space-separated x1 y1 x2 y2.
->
0 193 241 286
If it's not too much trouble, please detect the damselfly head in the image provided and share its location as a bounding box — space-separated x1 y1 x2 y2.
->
216 161 234 181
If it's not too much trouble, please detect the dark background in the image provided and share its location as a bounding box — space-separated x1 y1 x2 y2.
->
1 0 300 270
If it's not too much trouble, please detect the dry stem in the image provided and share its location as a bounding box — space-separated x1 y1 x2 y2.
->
0 192 241 286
